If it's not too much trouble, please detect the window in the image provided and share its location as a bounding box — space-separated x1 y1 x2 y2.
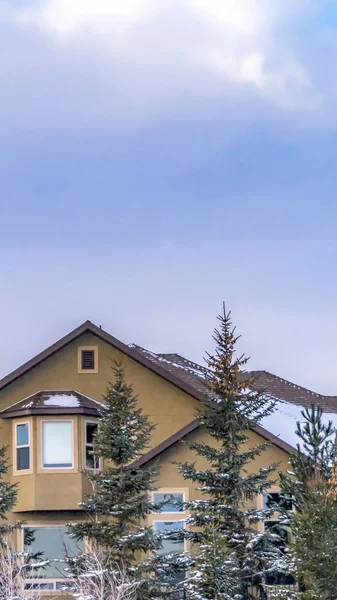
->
153 492 184 512
42 421 73 469
78 346 98 373
263 492 293 512
85 422 99 469
16 423 30 471
23 526 83 590
155 521 185 555
263 490 295 587
154 521 185 584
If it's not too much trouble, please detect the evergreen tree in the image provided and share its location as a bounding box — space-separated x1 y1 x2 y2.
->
279 405 337 600
177 306 283 600
0 443 43 596
67 362 165 597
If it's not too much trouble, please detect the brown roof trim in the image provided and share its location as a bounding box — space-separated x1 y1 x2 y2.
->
131 418 296 468
1 407 100 419
0 321 209 404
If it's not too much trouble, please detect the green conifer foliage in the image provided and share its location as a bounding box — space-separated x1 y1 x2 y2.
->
68 362 164 596
279 405 337 600
177 306 282 600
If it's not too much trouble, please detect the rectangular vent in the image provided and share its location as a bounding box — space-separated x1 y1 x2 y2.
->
81 350 95 370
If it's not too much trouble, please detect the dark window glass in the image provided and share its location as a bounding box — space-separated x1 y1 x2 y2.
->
17 447 30 471
264 492 293 511
86 423 97 445
24 526 83 579
85 423 99 469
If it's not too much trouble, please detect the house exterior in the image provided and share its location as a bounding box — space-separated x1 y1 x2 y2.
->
0 320 335 593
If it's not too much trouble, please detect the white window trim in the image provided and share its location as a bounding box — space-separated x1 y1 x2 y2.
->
40 420 74 471
152 490 186 515
84 420 101 471
14 421 32 475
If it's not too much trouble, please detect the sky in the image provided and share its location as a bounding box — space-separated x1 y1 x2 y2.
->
2 1 337 394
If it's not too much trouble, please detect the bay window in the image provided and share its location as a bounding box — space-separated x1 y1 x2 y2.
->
42 421 73 469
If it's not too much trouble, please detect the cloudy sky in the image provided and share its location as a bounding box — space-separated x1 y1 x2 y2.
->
2 0 337 393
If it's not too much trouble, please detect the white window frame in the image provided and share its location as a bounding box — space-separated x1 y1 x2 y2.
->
41 420 74 471
84 420 101 470
152 490 186 514
14 421 31 475
22 524 82 592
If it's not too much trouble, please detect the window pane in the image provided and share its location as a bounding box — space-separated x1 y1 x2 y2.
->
25 526 83 579
264 492 293 511
155 521 184 555
86 423 97 444
154 493 184 512
86 446 99 469
17 447 30 470
17 424 29 446
42 422 73 468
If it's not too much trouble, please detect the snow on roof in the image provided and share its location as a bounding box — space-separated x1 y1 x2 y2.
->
260 400 337 449
43 394 80 408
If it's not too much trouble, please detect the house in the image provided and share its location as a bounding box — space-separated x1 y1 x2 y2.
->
0 320 336 593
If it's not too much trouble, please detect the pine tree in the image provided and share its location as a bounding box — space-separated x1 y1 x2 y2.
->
67 362 165 597
0 443 43 596
279 405 337 600
177 306 283 600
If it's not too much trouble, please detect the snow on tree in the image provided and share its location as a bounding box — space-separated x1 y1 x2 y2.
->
0 443 44 597
279 405 337 600
68 545 140 600
67 361 167 598
176 305 284 600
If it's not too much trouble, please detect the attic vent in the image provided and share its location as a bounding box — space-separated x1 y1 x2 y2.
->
81 350 95 370
78 346 98 373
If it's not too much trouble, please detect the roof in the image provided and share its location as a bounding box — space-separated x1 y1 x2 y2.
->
0 321 209 405
132 347 337 414
2 320 336 458
0 390 102 419
131 347 337 453
131 418 296 468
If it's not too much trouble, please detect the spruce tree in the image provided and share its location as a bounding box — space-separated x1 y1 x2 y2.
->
0 443 43 595
279 405 337 600
67 362 164 597
177 306 283 600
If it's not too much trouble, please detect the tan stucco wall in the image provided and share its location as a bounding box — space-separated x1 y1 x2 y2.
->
0 329 292 596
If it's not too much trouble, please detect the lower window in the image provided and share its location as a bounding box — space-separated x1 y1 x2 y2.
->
24 525 83 590
154 521 186 585
264 521 295 586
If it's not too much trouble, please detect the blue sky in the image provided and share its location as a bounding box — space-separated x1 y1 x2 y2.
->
2 0 337 393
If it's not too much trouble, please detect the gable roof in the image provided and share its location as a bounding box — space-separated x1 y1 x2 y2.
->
0 321 209 403
132 347 337 414
0 390 102 419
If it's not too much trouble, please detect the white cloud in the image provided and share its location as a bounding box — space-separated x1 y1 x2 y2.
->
0 0 327 135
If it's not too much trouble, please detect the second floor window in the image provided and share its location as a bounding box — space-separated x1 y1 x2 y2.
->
16 423 30 471
42 421 73 469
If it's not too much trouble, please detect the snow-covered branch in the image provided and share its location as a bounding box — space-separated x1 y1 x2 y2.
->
67 546 140 600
